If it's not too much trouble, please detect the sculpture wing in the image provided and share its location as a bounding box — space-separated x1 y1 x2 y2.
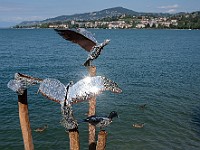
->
7 79 27 95
68 76 122 104
54 29 97 52
39 78 67 104
7 73 42 95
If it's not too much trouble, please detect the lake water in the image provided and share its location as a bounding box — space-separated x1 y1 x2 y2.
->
0 29 200 150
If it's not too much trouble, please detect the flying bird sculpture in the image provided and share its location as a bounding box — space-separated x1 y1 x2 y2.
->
54 28 110 66
7 73 122 106
39 75 122 106
83 111 118 129
7 73 122 130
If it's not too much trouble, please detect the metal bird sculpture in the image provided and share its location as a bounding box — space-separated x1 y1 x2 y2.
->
83 111 118 129
39 76 122 106
54 28 110 66
39 75 121 130
7 73 122 106
7 73 122 130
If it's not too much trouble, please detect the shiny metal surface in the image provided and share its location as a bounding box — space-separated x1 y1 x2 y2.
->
39 78 67 104
60 105 78 130
7 73 41 95
77 28 97 44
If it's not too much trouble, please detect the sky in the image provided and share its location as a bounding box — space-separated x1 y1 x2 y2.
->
0 0 200 27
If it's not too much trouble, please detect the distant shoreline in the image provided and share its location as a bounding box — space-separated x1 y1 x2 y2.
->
1 27 199 31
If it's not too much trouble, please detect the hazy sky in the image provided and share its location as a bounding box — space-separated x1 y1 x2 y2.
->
0 0 199 27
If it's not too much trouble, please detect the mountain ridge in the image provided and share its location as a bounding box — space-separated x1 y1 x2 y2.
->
18 7 173 26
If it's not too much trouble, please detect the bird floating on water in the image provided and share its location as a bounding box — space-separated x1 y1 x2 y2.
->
83 111 118 129
54 28 110 66
34 125 48 132
139 104 147 109
133 123 145 128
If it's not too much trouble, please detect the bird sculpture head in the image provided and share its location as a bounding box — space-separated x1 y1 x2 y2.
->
102 77 122 93
108 111 118 120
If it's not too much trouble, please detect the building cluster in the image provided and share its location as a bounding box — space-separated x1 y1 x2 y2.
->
135 16 178 28
48 15 178 29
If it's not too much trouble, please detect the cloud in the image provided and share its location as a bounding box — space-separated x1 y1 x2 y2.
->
166 9 176 13
0 16 46 22
157 4 179 13
158 4 179 9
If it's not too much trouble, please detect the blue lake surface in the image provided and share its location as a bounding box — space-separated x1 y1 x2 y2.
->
0 29 200 150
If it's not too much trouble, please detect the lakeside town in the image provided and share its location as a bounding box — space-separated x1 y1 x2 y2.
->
14 11 200 30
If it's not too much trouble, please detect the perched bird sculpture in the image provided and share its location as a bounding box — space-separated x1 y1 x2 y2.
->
83 111 118 129
54 28 110 66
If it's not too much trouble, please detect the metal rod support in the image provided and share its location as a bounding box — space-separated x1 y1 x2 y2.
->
96 130 107 150
88 66 97 150
69 128 80 150
18 89 34 150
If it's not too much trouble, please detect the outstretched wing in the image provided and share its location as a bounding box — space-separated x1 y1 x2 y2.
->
54 28 97 52
68 76 122 104
39 78 67 104
7 73 42 95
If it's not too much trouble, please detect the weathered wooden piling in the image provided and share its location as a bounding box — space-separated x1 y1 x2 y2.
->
69 128 80 150
96 130 107 150
18 89 34 150
88 66 97 150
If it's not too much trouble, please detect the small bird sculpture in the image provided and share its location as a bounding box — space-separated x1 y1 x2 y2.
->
34 125 48 132
83 111 118 129
54 28 110 66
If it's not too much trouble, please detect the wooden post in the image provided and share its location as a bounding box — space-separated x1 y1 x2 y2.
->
88 66 97 150
68 128 80 150
18 89 34 150
96 130 107 150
